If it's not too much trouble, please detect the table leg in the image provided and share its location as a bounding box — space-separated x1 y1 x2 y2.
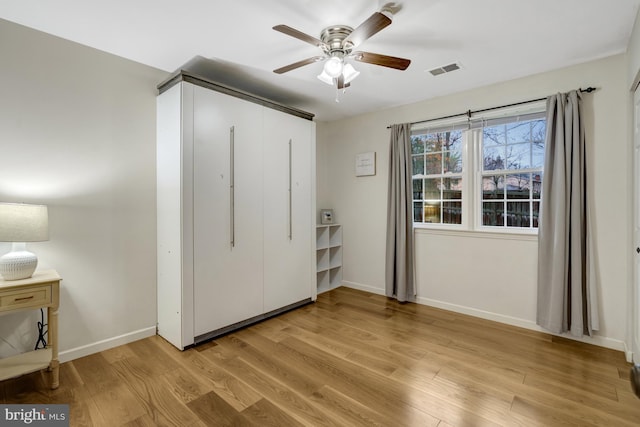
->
47 305 59 389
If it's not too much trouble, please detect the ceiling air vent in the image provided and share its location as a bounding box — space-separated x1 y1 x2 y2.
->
428 62 461 76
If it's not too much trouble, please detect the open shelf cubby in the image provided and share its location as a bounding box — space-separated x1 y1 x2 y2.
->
316 224 342 294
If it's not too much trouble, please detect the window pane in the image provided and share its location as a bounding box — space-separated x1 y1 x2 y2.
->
412 155 424 177
507 202 530 227
424 134 442 152
483 202 504 226
413 179 423 200
483 125 506 146
425 153 442 175
442 178 462 200
444 147 462 173
532 173 542 199
505 143 530 170
532 142 545 169
424 178 441 200
506 121 531 144
424 202 441 223
411 136 425 154
443 202 462 224
413 202 423 222
441 130 462 152
533 201 540 227
506 174 530 199
483 145 505 171
482 175 504 200
531 119 546 144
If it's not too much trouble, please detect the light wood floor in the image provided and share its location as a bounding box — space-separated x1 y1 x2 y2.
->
1 287 638 426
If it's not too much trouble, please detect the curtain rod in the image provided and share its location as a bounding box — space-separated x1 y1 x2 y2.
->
386 87 597 129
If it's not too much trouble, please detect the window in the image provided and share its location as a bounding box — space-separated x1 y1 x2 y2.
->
411 105 546 232
481 116 545 228
411 129 464 224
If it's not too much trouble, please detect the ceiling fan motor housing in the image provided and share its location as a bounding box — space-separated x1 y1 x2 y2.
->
320 25 354 57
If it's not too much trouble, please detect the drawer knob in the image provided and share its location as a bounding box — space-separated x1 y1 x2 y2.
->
15 295 34 302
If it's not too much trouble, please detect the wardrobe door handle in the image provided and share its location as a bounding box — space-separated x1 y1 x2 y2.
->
288 139 292 240
230 126 235 249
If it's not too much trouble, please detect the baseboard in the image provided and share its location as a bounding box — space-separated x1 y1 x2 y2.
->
340 281 627 353
59 326 156 363
417 296 627 352
341 281 386 296
625 342 634 363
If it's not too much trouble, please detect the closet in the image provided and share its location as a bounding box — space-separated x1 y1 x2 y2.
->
156 72 316 350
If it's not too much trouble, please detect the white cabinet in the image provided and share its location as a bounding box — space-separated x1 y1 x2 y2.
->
157 72 316 350
263 108 314 313
316 224 342 294
192 86 264 335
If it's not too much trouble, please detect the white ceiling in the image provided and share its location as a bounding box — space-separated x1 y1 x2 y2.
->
1 0 639 121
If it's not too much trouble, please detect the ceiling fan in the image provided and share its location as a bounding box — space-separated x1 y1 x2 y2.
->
272 4 411 91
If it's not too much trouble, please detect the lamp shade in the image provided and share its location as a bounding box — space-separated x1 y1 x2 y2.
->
343 63 360 84
0 203 49 242
323 57 343 78
317 70 334 85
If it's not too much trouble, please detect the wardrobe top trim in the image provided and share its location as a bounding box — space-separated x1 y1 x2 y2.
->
157 70 315 121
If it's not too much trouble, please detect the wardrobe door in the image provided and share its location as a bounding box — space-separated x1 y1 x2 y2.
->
263 108 313 312
193 85 264 336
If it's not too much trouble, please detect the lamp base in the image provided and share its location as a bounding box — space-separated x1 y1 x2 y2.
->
0 250 38 281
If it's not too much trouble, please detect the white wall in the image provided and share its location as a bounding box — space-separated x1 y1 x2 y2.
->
317 54 631 350
629 9 640 90
0 19 168 361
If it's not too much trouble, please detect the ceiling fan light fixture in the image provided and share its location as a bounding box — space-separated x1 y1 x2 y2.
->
343 63 360 84
323 56 344 78
317 70 334 85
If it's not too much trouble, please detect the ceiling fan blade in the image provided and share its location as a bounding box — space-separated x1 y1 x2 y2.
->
343 12 392 48
273 56 325 74
352 51 411 70
273 25 327 49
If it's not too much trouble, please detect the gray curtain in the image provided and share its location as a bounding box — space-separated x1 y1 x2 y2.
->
537 91 599 337
385 123 415 302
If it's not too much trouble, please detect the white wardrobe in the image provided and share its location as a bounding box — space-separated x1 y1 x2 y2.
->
157 72 316 350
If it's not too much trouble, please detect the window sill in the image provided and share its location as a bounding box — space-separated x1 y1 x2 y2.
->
413 225 538 241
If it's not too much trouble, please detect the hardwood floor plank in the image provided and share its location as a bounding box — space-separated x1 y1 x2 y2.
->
110 356 202 426
309 384 420 427
179 350 263 411
161 366 215 405
0 287 635 426
523 371 619 402
277 335 443 426
215 354 346 426
68 353 121 397
240 398 304 427
63 398 94 427
216 331 324 397
88 383 147 425
123 337 178 376
278 324 355 358
511 395 598 426
101 343 137 364
187 390 251 426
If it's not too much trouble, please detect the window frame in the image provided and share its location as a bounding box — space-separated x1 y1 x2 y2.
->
411 128 467 228
411 101 546 235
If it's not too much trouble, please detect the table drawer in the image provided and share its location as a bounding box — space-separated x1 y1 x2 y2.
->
0 285 51 312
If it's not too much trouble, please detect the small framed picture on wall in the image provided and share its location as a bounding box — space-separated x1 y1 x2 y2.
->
321 209 334 224
355 152 376 176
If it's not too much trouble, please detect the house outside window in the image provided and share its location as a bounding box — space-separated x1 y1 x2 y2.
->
411 103 546 233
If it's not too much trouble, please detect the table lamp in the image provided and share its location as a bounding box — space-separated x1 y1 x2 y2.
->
0 202 49 280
